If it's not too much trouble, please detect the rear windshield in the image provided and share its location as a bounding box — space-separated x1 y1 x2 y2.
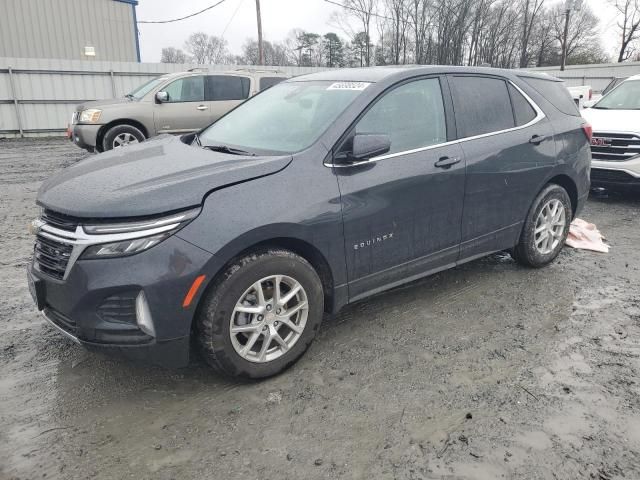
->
519 76 580 116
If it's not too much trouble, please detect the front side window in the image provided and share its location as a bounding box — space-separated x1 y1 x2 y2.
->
355 78 446 155
593 80 640 110
163 76 204 103
207 75 250 101
199 80 368 154
450 76 514 138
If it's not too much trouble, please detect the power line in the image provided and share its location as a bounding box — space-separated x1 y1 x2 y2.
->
324 0 392 21
138 0 229 24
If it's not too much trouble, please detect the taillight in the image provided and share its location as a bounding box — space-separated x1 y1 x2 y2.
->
588 88 592 100
582 123 592 142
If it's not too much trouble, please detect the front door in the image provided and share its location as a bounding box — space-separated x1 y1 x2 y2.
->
154 75 211 134
334 77 466 300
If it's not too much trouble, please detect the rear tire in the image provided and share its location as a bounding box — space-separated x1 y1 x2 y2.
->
196 249 324 379
102 124 145 151
511 183 572 268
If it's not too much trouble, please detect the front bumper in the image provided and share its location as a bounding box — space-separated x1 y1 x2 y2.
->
69 123 101 151
591 157 640 190
28 235 214 368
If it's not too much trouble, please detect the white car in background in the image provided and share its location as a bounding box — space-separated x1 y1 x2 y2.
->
567 85 592 109
581 74 640 191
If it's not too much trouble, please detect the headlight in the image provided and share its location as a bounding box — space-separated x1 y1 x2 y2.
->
80 208 200 259
81 232 171 259
79 109 102 123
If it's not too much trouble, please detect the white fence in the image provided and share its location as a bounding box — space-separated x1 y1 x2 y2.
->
525 61 640 92
3 56 640 138
0 57 332 138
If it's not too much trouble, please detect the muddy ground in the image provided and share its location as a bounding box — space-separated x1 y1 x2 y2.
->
1 138 639 480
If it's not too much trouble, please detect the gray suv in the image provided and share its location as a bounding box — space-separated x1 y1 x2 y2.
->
68 69 288 152
31 67 591 378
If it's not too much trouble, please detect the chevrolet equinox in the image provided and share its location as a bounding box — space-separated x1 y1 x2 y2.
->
29 67 591 378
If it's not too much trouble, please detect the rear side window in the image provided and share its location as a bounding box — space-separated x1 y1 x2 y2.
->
509 84 537 126
259 77 285 91
355 77 446 155
519 76 580 116
164 76 204 103
206 75 250 101
449 76 514 138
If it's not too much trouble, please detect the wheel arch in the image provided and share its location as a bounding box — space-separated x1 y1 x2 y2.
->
195 236 337 321
96 119 149 151
546 173 578 218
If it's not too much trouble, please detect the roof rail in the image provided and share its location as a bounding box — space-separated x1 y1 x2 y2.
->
187 67 209 72
233 67 286 74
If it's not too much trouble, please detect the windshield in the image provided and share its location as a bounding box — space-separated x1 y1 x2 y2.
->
594 80 640 109
126 77 166 100
199 80 370 154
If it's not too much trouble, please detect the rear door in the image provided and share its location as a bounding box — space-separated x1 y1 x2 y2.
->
447 75 556 260
206 75 251 122
335 76 466 300
154 75 209 133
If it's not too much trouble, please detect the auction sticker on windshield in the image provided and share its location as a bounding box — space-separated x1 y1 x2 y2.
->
327 82 370 90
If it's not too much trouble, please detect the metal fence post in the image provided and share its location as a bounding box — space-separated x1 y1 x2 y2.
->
110 70 117 97
7 66 24 137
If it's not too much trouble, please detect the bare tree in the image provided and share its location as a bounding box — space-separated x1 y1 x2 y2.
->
160 47 189 63
519 0 545 67
341 0 377 65
612 0 640 62
184 33 229 64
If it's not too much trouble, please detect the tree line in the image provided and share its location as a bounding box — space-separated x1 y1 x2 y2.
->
161 0 640 68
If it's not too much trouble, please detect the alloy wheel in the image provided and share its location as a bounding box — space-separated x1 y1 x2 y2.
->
534 198 566 255
112 132 139 148
229 275 308 363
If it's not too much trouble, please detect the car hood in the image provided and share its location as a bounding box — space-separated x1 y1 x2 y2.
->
75 97 134 112
581 107 640 133
37 135 293 218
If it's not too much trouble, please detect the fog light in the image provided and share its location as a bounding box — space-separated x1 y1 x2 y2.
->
135 291 155 337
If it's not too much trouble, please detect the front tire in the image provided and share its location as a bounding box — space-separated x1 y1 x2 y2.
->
511 183 572 268
102 124 145 151
196 249 324 379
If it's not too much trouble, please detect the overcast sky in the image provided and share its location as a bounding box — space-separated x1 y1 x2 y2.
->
136 0 622 63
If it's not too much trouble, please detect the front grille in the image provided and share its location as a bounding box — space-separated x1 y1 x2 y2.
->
591 168 639 184
34 234 73 280
591 132 640 161
41 209 80 232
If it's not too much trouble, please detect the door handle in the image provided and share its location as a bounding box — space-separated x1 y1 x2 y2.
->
529 134 548 145
434 156 461 169
196 105 208 111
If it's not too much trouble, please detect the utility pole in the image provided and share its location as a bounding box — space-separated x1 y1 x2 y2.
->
255 0 264 65
560 0 582 71
560 7 570 71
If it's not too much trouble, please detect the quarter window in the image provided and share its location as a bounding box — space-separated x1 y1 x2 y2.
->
163 76 204 103
207 75 250 101
450 76 514 138
355 78 447 155
509 84 537 126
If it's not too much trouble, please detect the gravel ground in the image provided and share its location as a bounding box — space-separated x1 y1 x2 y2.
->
1 137 639 480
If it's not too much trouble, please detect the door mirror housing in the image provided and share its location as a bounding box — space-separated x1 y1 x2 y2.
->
351 133 391 161
155 91 169 103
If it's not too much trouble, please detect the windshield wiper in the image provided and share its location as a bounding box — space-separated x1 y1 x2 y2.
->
592 106 610 109
202 144 255 156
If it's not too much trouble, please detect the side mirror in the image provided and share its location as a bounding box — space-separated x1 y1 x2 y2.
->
351 133 391 161
155 91 168 103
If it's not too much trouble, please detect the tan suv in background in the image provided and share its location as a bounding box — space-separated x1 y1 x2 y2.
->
68 69 288 152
